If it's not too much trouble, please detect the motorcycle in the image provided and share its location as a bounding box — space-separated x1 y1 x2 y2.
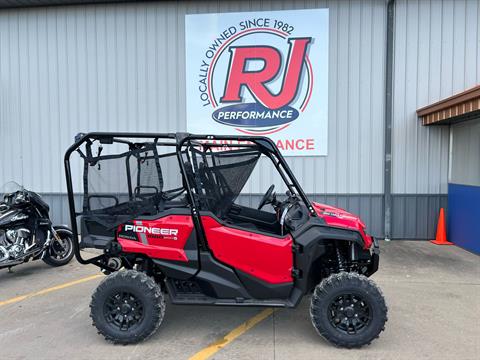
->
0 182 74 270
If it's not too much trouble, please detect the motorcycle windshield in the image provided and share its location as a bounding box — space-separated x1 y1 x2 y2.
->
0 181 23 196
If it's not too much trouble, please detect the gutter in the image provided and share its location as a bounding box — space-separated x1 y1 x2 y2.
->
384 0 395 240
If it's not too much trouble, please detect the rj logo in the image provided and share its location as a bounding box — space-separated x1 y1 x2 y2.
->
220 37 312 110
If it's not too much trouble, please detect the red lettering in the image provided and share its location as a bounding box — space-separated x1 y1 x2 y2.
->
221 38 312 110
295 139 305 150
276 139 284 150
274 138 315 151
284 139 293 150
306 138 314 150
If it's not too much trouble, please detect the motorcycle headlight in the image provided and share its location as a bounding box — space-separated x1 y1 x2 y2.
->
14 192 27 204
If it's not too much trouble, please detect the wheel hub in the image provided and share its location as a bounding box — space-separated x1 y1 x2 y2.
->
121 303 132 314
344 306 355 318
328 294 371 334
50 236 72 260
104 291 144 330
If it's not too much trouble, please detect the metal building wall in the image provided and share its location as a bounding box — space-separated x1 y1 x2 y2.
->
391 0 479 237
2 0 475 238
0 0 388 236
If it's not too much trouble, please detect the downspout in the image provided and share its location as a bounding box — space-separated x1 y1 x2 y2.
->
384 0 395 240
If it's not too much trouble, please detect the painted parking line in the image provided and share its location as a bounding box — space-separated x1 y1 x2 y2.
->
189 308 274 360
2 274 272 359
0 274 103 307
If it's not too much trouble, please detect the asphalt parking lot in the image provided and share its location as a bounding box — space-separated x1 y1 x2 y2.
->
0 241 478 360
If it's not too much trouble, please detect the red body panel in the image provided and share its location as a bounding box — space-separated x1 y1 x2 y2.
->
312 202 373 249
201 216 294 284
117 215 193 262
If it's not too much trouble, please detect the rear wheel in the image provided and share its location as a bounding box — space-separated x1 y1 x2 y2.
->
90 270 165 344
310 272 387 348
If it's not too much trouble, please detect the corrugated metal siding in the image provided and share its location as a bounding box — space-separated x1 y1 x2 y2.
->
391 194 448 239
0 0 387 196
392 0 480 194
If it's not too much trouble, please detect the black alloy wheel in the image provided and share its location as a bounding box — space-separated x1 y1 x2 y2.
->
310 272 387 348
90 270 165 344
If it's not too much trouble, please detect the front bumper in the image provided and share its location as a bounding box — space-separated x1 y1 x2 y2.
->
368 237 380 275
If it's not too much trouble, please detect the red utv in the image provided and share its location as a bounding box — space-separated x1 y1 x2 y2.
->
64 133 387 348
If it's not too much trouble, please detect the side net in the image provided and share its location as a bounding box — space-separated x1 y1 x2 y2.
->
79 141 183 234
185 146 261 218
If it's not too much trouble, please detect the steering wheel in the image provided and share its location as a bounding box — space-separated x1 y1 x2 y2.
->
258 185 275 210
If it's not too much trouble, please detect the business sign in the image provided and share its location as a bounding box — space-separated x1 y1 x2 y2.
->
185 9 328 156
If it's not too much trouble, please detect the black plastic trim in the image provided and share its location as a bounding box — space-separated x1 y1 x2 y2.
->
235 269 293 300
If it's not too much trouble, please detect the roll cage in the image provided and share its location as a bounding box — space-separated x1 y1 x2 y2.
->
64 132 316 271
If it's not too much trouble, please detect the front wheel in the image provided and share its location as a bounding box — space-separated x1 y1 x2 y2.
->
310 272 388 348
42 228 74 267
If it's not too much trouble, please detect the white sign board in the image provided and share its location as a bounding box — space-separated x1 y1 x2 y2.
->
185 9 329 156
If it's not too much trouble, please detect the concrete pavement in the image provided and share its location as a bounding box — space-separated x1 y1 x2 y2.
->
0 241 478 360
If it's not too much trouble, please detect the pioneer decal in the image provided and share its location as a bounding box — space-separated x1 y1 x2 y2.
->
124 225 179 237
186 9 329 156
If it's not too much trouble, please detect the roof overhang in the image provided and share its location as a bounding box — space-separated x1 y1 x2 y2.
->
417 85 480 126
0 0 132 9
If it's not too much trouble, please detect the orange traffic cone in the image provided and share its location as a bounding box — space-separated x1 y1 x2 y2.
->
430 208 453 245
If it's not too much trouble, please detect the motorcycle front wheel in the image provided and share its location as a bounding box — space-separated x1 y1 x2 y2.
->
43 227 74 267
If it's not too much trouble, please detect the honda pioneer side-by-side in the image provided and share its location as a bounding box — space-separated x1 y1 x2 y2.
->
64 132 387 348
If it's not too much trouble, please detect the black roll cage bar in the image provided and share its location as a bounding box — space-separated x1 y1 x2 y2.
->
64 132 316 270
